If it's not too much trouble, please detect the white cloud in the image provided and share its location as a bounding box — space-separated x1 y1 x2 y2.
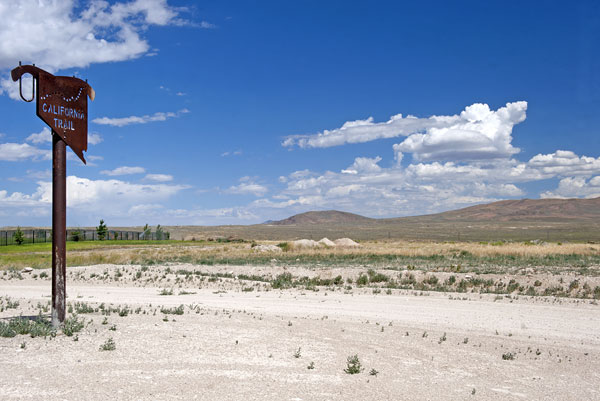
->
1 175 189 223
0 0 183 74
528 150 600 177
24 127 101 147
100 166 146 176
221 150 243 157
164 206 259 224
541 176 600 199
39 175 188 211
341 156 382 174
284 101 526 161
145 173 173 182
395 102 525 161
88 133 103 145
0 142 50 161
226 177 268 196
92 109 190 127
25 127 52 144
199 21 217 29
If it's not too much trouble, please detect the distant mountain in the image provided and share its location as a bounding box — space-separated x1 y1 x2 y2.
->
266 197 600 227
392 197 600 223
267 210 375 226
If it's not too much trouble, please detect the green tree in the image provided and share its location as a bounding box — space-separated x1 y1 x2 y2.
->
156 224 164 240
96 219 107 240
13 227 25 245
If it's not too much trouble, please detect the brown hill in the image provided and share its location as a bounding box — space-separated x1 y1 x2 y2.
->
393 197 600 223
268 210 375 226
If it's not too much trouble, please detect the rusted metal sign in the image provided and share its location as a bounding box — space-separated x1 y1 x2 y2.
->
10 63 94 326
11 64 95 163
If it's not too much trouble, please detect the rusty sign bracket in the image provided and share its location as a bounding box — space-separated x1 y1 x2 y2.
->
11 63 95 164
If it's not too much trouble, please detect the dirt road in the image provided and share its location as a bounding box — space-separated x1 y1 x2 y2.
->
1 264 599 400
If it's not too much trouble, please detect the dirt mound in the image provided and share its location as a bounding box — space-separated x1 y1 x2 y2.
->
291 239 320 249
318 238 336 247
334 238 360 247
252 244 282 253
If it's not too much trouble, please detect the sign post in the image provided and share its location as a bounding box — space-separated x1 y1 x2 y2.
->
11 63 94 327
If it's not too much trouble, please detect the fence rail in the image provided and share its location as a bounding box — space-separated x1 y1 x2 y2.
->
0 229 170 246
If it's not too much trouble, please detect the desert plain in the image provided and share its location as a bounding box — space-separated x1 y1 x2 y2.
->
1 239 600 400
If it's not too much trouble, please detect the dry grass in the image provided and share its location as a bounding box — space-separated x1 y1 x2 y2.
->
1 240 599 272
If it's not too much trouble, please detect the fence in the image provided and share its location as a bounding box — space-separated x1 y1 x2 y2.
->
0 229 170 246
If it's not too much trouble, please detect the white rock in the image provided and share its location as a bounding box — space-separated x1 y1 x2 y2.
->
22 267 33 273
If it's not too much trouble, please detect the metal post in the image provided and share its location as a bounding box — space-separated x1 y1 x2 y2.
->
52 132 67 327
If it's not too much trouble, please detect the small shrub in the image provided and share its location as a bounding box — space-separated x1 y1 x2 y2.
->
356 274 369 286
424 275 439 286
158 288 174 296
277 242 291 252
160 305 184 315
100 337 116 351
293 347 302 358
502 352 515 360
62 315 85 337
344 354 363 374
272 272 293 289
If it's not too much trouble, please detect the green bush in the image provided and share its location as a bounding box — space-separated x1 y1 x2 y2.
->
344 354 363 374
277 242 291 252
272 272 293 289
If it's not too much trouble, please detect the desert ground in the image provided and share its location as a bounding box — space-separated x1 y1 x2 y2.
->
1 241 600 400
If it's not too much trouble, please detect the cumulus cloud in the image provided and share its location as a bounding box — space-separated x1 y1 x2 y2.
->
1 175 189 223
0 142 50 161
24 127 101 146
0 0 183 73
100 166 146 176
226 177 268 196
341 156 382 174
92 108 190 127
528 150 600 176
540 176 600 199
88 133 103 145
284 101 526 161
26 127 52 144
145 173 173 182
395 102 525 161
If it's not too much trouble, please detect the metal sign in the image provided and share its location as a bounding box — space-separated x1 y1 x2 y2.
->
11 64 95 163
10 63 94 326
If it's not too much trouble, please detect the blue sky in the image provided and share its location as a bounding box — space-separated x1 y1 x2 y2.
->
1 0 599 227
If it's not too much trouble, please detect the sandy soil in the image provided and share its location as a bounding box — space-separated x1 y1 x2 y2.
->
1 264 600 400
